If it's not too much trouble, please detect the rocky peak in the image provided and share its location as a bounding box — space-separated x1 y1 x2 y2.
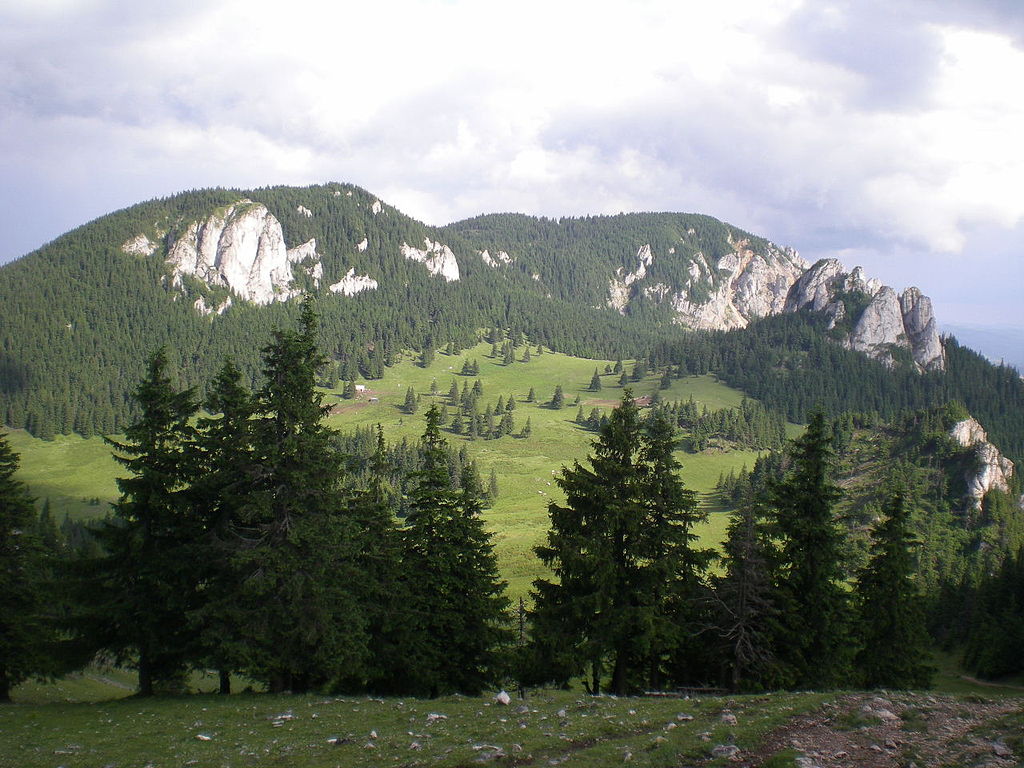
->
900 288 944 371
949 417 1016 510
163 200 321 307
784 258 847 314
780 258 945 372
329 267 378 297
401 239 460 282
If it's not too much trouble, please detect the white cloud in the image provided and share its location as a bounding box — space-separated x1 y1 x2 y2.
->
1 0 1022 327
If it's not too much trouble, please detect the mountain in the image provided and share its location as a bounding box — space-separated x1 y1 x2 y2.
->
942 323 1024 373
0 183 1020 458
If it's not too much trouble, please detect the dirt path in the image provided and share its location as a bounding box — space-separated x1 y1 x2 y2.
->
738 692 1022 767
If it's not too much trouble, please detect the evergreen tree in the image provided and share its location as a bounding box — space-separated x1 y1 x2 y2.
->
234 298 368 692
527 387 537 403
403 387 417 414
519 416 532 438
853 487 934 689
89 348 200 696
488 468 500 500
551 385 565 410
770 412 850 689
589 369 602 392
712 495 783 691
398 406 510 696
0 431 50 702
531 392 706 695
353 426 406 693
189 359 257 693
639 409 710 689
499 409 514 436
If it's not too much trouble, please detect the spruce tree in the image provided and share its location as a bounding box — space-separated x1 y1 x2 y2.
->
235 298 368 692
189 360 257 693
551 385 565 410
403 386 417 414
398 406 509 696
853 487 934 689
589 369 602 392
770 411 850 689
532 391 706 695
0 431 50 702
712 495 783 691
91 348 199 696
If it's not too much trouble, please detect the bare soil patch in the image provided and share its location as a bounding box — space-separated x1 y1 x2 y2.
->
738 692 1022 767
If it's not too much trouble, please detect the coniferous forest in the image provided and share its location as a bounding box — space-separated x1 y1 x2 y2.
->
3 298 1023 702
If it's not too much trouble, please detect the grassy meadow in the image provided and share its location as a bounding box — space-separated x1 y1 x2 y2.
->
11 342 770 598
0 686 831 768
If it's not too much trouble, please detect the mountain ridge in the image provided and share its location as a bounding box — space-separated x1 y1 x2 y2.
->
0 182 1019 453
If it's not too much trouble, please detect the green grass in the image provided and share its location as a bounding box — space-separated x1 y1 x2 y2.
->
0 688 831 768
11 343 771 599
931 651 1024 697
320 345 770 596
6 430 120 521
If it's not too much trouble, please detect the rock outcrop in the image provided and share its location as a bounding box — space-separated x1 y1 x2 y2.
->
611 238 808 330
329 268 378 297
121 234 158 257
782 258 945 371
480 249 513 268
949 417 1016 510
164 200 321 305
401 239 460 282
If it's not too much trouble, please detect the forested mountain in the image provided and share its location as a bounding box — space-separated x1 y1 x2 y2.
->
1 182 1021 468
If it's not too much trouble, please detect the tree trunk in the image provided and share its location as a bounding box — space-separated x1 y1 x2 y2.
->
218 669 231 695
0 675 11 703
138 650 154 697
611 648 628 696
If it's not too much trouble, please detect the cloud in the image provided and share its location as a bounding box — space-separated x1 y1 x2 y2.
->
1 0 1021 328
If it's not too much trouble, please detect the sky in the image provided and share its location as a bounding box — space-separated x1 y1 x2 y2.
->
2 0 1023 335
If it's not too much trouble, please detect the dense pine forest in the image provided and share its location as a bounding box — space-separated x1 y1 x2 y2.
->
3 183 1021 464
3 300 1023 702
2 184 1023 703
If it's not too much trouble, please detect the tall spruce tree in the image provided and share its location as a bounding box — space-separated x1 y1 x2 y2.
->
234 297 368 692
639 409 711 689
712 495 784 691
770 411 850 689
189 359 257 694
398 405 509 696
853 486 934 689
90 348 200 696
531 391 706 695
0 431 50 702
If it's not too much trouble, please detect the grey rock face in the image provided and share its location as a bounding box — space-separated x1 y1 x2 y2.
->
164 200 320 305
949 417 1016 510
900 287 945 371
849 287 907 361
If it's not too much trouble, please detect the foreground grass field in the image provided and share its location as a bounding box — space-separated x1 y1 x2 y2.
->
11 343 771 596
4 682 1023 768
0 688 830 768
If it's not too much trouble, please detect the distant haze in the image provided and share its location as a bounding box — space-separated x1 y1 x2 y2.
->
2 0 1022 332
943 324 1024 373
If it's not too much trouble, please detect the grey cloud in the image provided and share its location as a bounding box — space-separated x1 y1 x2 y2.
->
777 1 945 111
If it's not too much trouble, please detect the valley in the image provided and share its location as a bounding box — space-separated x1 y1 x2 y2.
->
11 342 768 597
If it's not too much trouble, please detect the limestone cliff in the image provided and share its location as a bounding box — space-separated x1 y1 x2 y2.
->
608 238 808 329
783 258 945 371
163 201 321 305
401 239 460 282
950 417 1017 510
